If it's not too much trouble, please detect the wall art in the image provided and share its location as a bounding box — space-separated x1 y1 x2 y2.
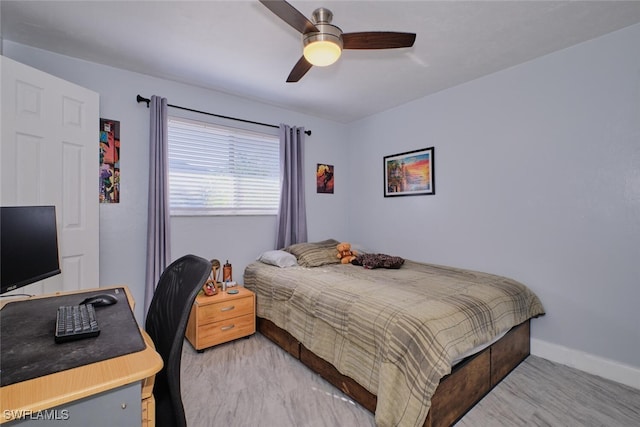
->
99 118 120 203
384 147 434 197
316 163 334 194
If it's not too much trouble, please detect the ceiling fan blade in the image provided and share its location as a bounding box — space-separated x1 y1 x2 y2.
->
286 56 313 83
342 32 416 49
260 0 318 34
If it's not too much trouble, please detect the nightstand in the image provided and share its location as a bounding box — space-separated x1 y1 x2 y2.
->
185 286 256 351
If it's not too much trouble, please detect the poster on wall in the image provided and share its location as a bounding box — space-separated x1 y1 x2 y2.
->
99 118 120 203
384 147 435 197
316 164 334 194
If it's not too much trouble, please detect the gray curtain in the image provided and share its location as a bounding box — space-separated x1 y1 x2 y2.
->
144 95 171 318
275 124 308 249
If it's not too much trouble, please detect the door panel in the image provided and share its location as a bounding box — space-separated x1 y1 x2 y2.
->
1 56 99 295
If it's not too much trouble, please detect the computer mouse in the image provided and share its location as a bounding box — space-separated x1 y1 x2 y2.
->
80 293 118 307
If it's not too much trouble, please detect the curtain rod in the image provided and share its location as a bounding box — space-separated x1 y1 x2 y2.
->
136 95 311 136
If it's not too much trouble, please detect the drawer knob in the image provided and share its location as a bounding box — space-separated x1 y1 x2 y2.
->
221 324 235 331
220 305 235 312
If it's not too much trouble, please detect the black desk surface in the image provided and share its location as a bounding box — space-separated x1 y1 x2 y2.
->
0 288 145 387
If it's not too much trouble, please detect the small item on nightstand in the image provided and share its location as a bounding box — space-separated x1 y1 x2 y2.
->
203 280 216 296
227 289 239 295
202 259 220 296
223 260 232 282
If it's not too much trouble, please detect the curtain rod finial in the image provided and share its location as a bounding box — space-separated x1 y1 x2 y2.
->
136 94 150 108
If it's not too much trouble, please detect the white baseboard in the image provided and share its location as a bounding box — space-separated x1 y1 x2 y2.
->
531 338 640 390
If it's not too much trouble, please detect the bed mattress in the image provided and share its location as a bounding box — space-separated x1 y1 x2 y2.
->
244 260 544 427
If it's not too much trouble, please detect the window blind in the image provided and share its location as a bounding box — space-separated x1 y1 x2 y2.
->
168 117 280 215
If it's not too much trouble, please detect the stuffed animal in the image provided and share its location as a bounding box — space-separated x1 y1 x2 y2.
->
336 242 357 264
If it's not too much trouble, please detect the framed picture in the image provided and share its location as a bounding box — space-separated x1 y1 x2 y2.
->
99 118 120 203
384 147 435 197
316 163 334 194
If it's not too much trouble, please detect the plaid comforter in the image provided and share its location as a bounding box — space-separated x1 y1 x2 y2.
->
244 260 544 427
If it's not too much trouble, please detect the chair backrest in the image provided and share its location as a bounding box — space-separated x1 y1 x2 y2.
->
145 254 210 427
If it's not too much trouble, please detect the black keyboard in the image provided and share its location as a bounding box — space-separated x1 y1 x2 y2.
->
55 304 101 343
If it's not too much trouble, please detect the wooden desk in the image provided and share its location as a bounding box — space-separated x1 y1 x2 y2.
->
0 286 163 426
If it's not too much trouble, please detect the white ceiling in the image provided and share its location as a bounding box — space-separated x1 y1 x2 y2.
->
2 1 640 123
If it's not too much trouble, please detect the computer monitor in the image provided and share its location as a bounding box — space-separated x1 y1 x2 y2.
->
1 205 61 294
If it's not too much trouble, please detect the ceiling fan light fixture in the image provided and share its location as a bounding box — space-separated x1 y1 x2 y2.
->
304 40 341 66
302 19 343 67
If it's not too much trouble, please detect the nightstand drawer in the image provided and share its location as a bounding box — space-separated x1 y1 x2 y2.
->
197 313 255 347
186 286 256 351
198 295 253 324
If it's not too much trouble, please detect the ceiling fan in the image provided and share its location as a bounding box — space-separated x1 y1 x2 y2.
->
259 0 416 82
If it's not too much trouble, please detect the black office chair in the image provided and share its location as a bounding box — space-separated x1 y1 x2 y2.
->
145 254 211 427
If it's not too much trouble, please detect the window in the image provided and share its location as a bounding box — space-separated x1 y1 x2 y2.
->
168 117 280 215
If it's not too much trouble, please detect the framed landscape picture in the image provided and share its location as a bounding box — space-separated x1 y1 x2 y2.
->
384 147 435 197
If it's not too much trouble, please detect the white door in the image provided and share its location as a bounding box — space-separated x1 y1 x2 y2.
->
1 55 99 295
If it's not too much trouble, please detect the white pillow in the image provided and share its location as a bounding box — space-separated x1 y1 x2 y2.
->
257 250 298 268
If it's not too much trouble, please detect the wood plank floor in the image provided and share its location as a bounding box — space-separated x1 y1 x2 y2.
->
181 333 640 426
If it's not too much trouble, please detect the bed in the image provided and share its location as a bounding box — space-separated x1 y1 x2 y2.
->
244 240 545 427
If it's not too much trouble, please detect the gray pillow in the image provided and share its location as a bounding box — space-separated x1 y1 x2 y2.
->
284 239 340 267
257 250 298 268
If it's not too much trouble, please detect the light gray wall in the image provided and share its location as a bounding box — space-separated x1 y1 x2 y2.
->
347 24 640 369
3 41 350 323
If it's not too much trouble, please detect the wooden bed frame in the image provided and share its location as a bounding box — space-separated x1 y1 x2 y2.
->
257 317 531 427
